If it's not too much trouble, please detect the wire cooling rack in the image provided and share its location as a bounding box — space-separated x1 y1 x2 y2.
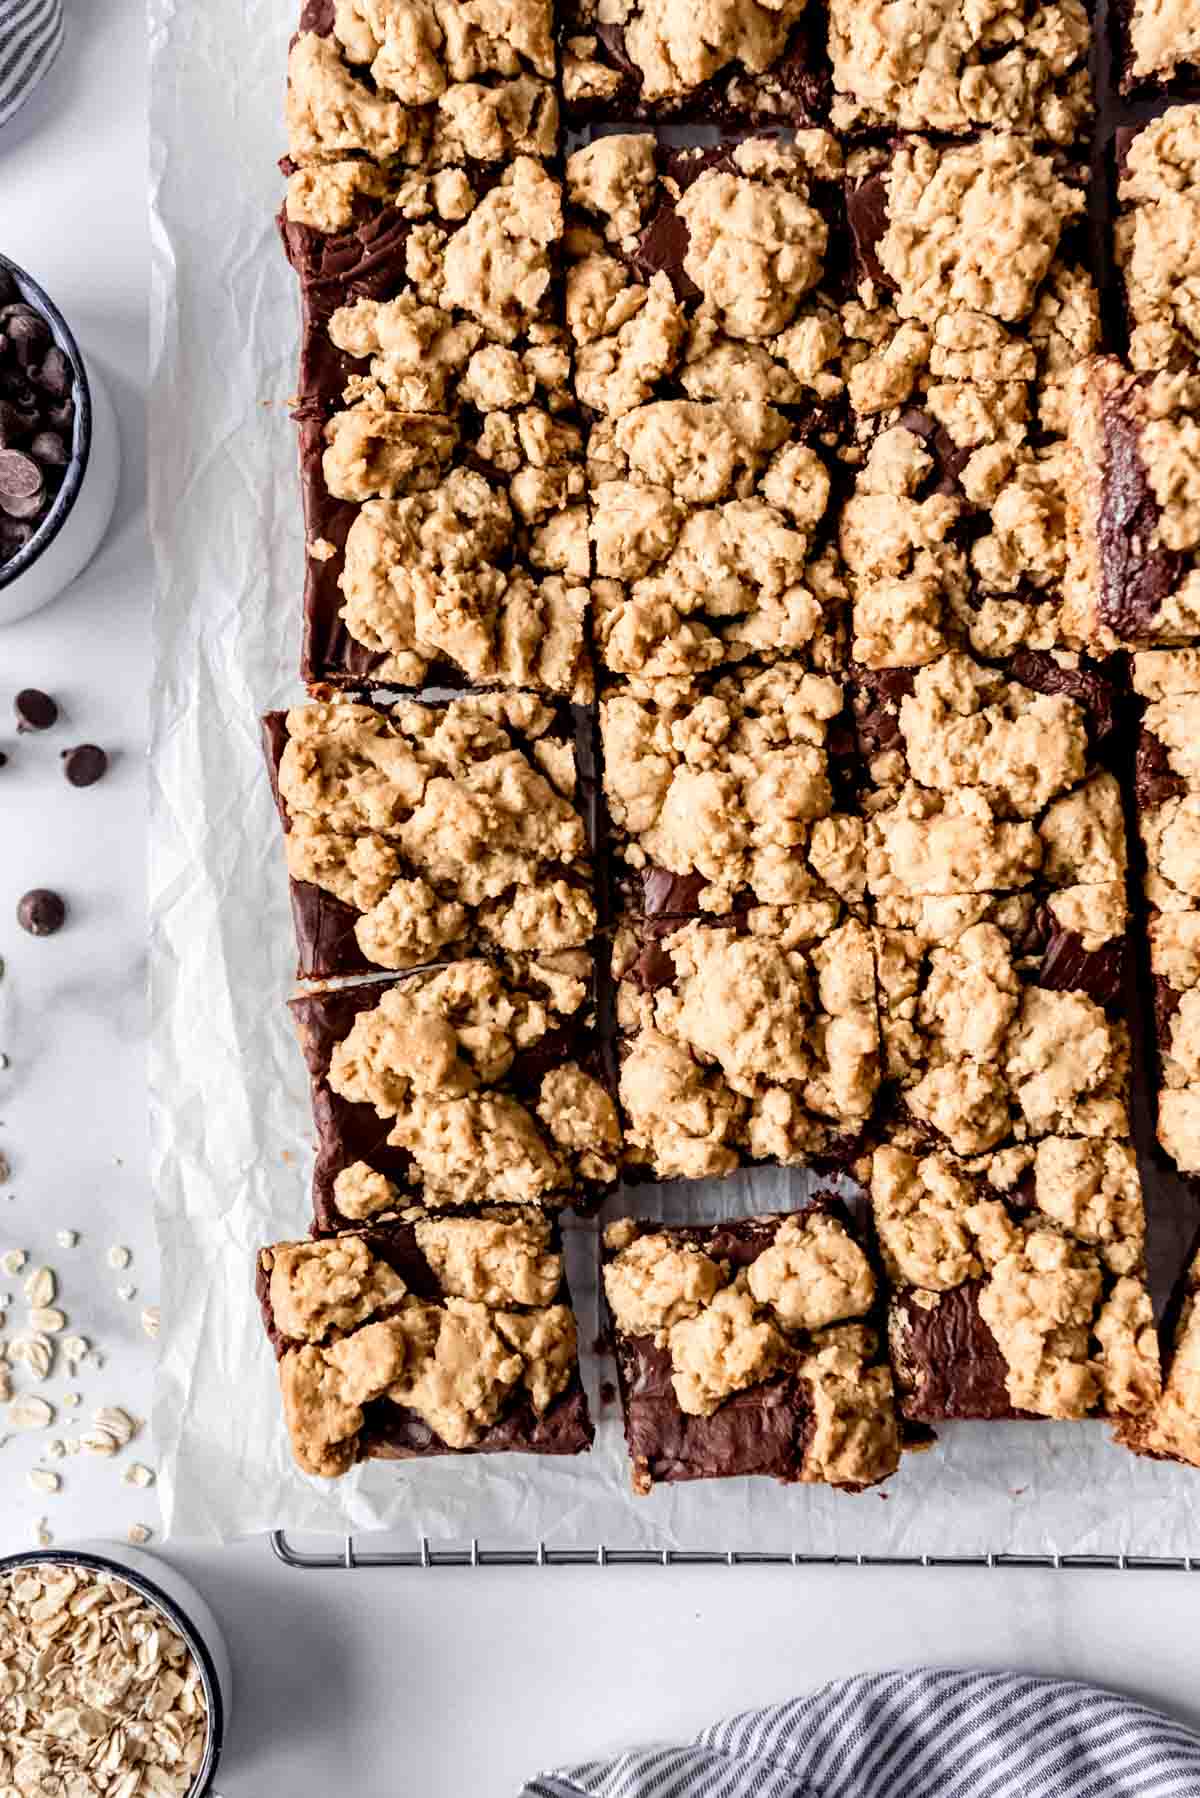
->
269 1533 1200 1573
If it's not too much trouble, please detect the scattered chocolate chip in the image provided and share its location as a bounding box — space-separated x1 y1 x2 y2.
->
15 689 58 732
61 744 108 787
17 889 66 936
0 751 7 767
37 346 70 397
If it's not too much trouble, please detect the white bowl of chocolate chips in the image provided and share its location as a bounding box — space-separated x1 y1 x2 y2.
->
0 253 120 625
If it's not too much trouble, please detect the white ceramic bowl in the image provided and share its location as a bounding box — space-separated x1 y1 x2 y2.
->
0 1542 231 1795
0 253 121 625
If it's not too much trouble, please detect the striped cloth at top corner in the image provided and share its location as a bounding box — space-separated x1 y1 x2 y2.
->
520 1668 1200 1798
0 0 64 131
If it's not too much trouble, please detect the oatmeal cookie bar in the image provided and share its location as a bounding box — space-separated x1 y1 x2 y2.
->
601 1209 902 1492
563 132 848 422
600 663 862 921
556 0 828 127
1064 359 1200 648
829 0 1092 142
1115 110 1200 373
841 135 1099 665
282 156 592 696
613 906 879 1181
1116 1232 1200 1467
258 1211 592 1475
262 692 597 981
874 1142 1161 1424
284 0 559 171
1132 650 1200 1172
1114 0 1200 93
290 950 620 1228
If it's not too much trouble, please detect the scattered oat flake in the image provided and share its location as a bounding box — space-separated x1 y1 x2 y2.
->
127 1523 153 1546
0 1152 10 1183
9 1395 53 1430
30 1305 66 1333
28 1468 59 1494
94 1405 138 1446
24 1265 55 1307
34 1517 52 1547
1 1248 26 1275
61 1335 88 1364
62 1391 81 1408
56 1228 78 1248
46 1438 65 1459
116 1283 137 1303
141 1305 161 1339
123 1462 155 1488
81 1428 119 1456
11 1333 53 1379
107 1244 131 1269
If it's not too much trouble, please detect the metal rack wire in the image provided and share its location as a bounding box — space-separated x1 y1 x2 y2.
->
269 1532 1200 1573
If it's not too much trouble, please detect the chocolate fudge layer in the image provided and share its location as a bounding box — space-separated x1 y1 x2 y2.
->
601 1209 901 1493
282 154 593 697
564 132 848 421
258 1212 592 1475
840 135 1098 667
1117 1234 1200 1467
290 951 620 1229
285 0 558 170
1115 110 1200 373
1132 650 1200 1172
613 906 879 1181
829 0 1092 141
1064 358 1200 648
557 0 828 126
873 1143 1161 1424
1114 0 1200 92
263 692 597 980
601 663 865 921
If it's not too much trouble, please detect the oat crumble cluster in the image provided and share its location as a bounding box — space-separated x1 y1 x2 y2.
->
261 0 1200 1484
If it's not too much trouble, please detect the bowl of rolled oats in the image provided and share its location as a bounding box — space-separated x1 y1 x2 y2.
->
0 1545 228 1796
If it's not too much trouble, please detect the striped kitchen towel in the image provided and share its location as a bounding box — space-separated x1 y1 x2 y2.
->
521 1669 1200 1797
0 0 63 131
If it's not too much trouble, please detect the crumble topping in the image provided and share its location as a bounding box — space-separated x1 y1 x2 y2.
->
440 159 562 343
333 0 556 91
1125 0 1200 84
799 1326 901 1488
268 1235 407 1343
602 1228 723 1335
668 1279 784 1414
600 665 853 910
277 698 594 965
413 1211 562 1307
334 1160 403 1220
323 400 458 504
1116 109 1200 371
566 134 659 245
1141 1255 1200 1466
745 1213 875 1330
674 165 827 343
600 0 812 103
829 0 1091 142
876 137 1085 328
618 914 878 1178
287 31 411 163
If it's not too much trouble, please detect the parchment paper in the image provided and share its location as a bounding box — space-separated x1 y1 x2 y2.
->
147 0 1200 1550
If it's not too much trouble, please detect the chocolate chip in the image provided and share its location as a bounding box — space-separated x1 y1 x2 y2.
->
0 750 7 768
0 269 16 306
17 889 66 936
42 396 74 434
37 346 71 397
4 308 49 366
14 689 58 732
61 744 108 787
0 400 30 447
29 430 67 469
0 518 34 555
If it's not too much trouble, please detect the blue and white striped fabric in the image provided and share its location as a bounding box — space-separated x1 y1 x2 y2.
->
0 0 63 131
521 1669 1200 1798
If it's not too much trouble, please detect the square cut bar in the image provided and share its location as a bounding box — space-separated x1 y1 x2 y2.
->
284 0 558 171
1115 110 1200 374
601 1208 901 1494
840 134 1099 668
872 1142 1161 1425
1063 358 1200 648
613 906 879 1182
828 0 1092 141
563 132 849 423
262 692 598 981
258 1211 592 1476
556 0 828 127
289 951 620 1230
1132 649 1200 1173
1114 0 1200 93
281 153 592 698
1116 1233 1200 1468
601 663 863 923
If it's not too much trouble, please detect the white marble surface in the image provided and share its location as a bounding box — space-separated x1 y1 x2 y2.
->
3 4 1200 1795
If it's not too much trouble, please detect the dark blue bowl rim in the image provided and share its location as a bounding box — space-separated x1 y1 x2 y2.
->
0 1545 226 1795
0 250 93 594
